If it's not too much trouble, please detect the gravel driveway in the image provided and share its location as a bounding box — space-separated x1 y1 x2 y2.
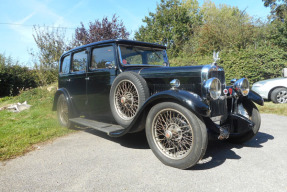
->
0 114 286 192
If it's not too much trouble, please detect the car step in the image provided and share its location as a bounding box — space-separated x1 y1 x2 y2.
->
69 117 124 135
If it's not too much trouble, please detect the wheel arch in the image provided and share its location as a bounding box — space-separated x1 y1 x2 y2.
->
52 88 78 117
111 90 211 135
247 90 264 106
268 86 287 100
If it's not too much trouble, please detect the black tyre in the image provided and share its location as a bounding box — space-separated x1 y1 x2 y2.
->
227 101 261 144
145 102 208 169
57 94 74 129
110 72 149 128
270 88 287 103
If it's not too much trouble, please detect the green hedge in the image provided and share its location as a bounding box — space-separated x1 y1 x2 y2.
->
170 45 287 85
0 65 39 97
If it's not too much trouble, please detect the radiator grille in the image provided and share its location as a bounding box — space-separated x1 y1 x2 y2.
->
208 70 227 117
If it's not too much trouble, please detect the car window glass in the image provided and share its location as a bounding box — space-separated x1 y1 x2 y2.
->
119 45 168 66
72 51 87 72
61 55 70 74
125 54 142 64
91 46 115 69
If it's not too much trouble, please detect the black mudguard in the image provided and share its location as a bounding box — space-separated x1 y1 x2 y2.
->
110 89 210 137
52 88 78 117
247 90 264 106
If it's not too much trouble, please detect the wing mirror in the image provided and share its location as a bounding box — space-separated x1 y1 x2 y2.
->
105 62 114 69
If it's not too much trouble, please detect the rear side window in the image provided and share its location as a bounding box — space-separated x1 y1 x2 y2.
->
72 51 87 72
91 46 115 69
61 55 70 74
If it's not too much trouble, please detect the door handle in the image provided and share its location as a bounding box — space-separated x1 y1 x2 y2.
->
85 77 90 80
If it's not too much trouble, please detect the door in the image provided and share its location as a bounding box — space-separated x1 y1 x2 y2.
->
86 45 117 121
68 49 88 114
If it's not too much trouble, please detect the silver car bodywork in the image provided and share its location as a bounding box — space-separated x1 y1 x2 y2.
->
252 77 287 101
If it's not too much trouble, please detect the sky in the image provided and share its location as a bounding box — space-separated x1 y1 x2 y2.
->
0 0 271 67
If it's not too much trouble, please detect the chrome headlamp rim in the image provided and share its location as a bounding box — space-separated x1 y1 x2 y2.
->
170 79 180 89
234 78 250 96
204 77 222 100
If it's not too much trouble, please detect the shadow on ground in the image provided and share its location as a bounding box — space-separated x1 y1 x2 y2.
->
73 127 150 149
192 132 274 170
74 126 274 170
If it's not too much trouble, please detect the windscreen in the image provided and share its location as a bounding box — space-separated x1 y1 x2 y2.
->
119 45 168 66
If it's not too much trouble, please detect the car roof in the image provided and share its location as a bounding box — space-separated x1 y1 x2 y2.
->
65 39 166 55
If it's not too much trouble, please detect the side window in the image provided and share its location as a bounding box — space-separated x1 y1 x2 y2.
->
72 50 87 72
61 55 70 74
91 46 115 69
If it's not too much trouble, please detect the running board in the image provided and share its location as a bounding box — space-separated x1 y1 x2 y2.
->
69 117 124 135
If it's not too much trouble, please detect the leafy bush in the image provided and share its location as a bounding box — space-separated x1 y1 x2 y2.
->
170 45 287 85
0 54 44 97
0 65 39 97
219 45 287 84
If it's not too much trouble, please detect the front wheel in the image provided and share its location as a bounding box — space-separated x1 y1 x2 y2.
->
145 102 208 169
227 101 261 144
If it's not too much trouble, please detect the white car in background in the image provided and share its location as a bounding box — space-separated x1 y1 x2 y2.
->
252 77 287 104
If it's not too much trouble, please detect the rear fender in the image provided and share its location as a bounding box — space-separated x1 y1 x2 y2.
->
52 88 78 117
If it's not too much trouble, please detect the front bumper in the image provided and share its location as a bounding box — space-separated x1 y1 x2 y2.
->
206 113 254 140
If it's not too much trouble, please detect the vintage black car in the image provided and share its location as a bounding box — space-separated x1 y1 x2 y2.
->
53 39 264 169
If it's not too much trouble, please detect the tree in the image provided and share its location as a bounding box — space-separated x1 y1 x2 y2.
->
32 26 68 69
263 0 287 21
134 0 201 57
183 1 259 55
263 1 287 49
30 26 68 85
72 14 130 46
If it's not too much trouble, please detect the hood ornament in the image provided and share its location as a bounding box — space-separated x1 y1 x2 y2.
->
212 51 220 66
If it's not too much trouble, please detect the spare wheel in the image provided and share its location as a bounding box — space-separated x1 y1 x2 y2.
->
110 72 150 128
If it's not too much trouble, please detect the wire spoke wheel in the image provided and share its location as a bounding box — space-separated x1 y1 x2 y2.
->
110 72 149 128
114 80 139 120
152 108 193 160
56 94 74 128
58 97 68 126
146 102 207 169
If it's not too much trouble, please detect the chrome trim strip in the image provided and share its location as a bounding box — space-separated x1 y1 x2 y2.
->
210 115 224 122
201 65 225 100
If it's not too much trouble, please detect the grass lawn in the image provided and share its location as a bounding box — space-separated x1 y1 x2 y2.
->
257 102 287 116
0 84 73 161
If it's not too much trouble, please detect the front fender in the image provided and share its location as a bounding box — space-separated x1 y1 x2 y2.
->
247 90 264 106
110 90 210 137
142 90 211 117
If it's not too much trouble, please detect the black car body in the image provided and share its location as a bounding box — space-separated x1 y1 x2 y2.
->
53 39 263 169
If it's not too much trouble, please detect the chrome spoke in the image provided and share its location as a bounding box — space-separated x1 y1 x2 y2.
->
152 108 193 160
114 80 139 120
59 98 68 125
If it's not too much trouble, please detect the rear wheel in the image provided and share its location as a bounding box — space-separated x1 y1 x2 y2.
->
57 94 74 129
271 88 287 103
145 102 208 169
